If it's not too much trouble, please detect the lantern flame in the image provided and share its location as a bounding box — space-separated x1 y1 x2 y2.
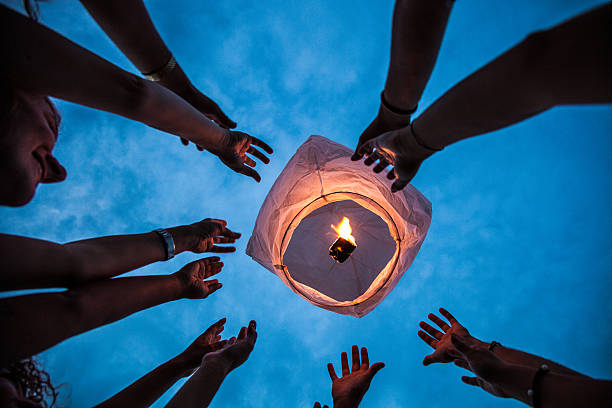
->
331 217 356 245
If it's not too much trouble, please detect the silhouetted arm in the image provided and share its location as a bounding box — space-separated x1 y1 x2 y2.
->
352 0 454 160
95 319 227 408
78 0 236 130
0 219 239 291
165 321 257 408
0 258 222 366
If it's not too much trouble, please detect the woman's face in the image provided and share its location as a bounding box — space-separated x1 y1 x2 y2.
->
0 90 67 207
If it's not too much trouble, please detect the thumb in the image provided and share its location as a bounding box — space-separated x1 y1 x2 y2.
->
367 362 385 379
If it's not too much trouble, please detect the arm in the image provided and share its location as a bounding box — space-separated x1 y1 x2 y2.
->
359 2 612 191
0 6 272 179
0 218 240 291
451 334 612 407
165 321 258 408
352 0 454 160
95 319 227 408
0 257 222 366
78 0 236 130
417 308 587 377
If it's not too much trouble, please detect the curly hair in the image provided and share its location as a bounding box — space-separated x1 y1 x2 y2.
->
4 357 57 407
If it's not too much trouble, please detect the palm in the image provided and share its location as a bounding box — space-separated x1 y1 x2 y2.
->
204 321 257 373
189 218 240 254
212 130 273 182
179 318 227 367
328 345 385 407
418 307 471 365
174 257 223 299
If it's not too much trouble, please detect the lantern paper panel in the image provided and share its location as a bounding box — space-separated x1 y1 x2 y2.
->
246 135 432 317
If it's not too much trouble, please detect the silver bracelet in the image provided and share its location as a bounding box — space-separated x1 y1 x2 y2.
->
153 228 175 261
142 55 177 82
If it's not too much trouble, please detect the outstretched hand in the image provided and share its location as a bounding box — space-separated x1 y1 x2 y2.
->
327 345 385 408
417 307 472 366
356 124 434 193
209 129 274 182
175 318 228 375
174 257 223 299
202 320 258 374
451 334 511 398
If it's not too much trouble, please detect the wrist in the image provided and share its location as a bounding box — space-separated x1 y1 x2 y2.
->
201 355 232 377
333 396 362 408
166 355 197 378
166 225 196 254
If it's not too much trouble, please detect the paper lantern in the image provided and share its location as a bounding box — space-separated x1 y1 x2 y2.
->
246 136 432 317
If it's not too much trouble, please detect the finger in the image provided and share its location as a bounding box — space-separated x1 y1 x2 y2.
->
180 137 189 146
213 236 236 244
204 262 223 278
367 362 385 379
220 227 241 239
363 151 380 166
454 359 471 372
238 164 261 183
204 281 222 296
341 352 349 376
360 347 369 369
429 313 451 332
354 142 374 160
244 156 257 167
213 317 227 328
238 326 247 340
213 107 237 129
208 245 236 253
247 146 270 164
351 345 360 372
202 256 221 263
419 321 443 341
439 308 458 325
373 158 389 173
422 354 437 366
417 330 438 349
197 145 205 151
461 376 481 387
391 178 409 193
247 320 257 344
327 363 338 381
314 403 321 408
386 168 396 180
250 136 273 154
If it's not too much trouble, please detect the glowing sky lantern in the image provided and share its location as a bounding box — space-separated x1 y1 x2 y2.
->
247 135 432 317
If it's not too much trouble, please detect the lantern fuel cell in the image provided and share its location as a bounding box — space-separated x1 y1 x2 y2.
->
329 237 356 263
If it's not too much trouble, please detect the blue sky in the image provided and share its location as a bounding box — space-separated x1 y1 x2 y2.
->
1 0 611 406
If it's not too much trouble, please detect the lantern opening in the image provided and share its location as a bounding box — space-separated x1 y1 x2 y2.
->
329 217 357 263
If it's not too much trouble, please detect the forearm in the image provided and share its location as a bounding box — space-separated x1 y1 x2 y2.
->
165 360 229 408
384 0 453 109
412 3 612 150
0 275 184 366
1 6 224 148
79 0 193 96
95 357 191 408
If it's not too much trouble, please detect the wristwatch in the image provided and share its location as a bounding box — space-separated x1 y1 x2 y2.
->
153 228 175 261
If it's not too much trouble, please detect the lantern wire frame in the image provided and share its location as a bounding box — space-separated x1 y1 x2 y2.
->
279 191 401 309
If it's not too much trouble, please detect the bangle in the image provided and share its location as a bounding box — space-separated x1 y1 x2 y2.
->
410 122 443 152
380 91 417 116
153 228 176 261
488 341 502 352
527 364 549 408
142 55 177 82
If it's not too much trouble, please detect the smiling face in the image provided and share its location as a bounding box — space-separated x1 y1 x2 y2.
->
0 89 66 207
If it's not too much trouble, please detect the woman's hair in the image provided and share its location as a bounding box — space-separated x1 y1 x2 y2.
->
4 357 58 407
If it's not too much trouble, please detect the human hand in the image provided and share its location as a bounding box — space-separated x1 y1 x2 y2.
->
202 320 258 374
171 218 241 254
174 318 228 375
418 307 477 366
351 102 412 162
208 129 273 182
451 334 512 398
174 257 223 299
313 403 329 408
327 345 385 408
